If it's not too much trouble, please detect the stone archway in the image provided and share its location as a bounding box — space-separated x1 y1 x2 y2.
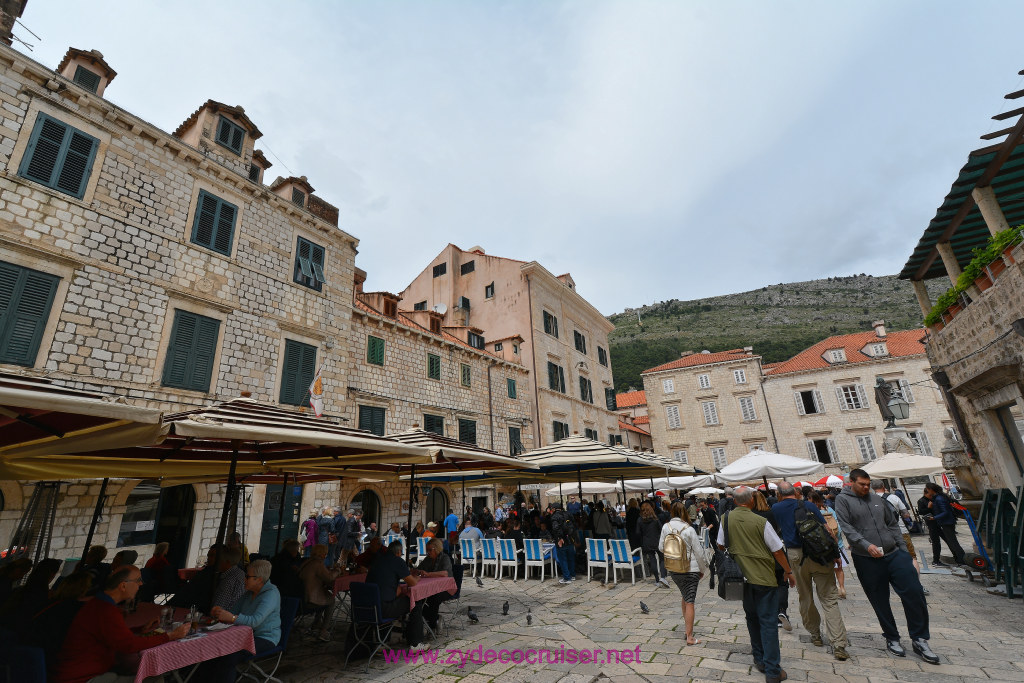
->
350 489 382 531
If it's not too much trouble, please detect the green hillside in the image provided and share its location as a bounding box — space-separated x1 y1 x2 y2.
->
607 274 947 391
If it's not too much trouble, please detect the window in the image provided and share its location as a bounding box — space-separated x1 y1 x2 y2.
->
889 379 915 403
358 405 386 436
711 447 728 469
836 384 867 411
423 414 444 435
460 363 472 387
459 296 471 310
608 433 623 446
458 418 477 445
871 343 887 357
738 396 757 421
663 378 675 394
579 376 593 403
73 65 101 93
512 343 519 354
366 335 385 366
509 427 524 455
855 434 877 461
573 330 587 354
414 301 427 311
215 116 245 155
672 450 688 465
698 374 711 389
701 401 719 425
584 428 599 440
794 390 824 415
543 311 559 338
907 430 933 456
665 405 682 429
291 188 306 207
547 362 566 393
598 346 608 366
383 300 397 317
432 263 447 278
485 282 494 298
494 342 503 352
190 190 238 256
18 113 99 199
248 164 260 183
605 387 616 411
429 318 441 335
460 260 475 275
468 331 485 350
427 353 441 380
162 309 220 392
0 262 60 366
278 339 317 406
807 438 838 464
116 480 161 547
828 349 847 363
293 236 326 291
734 369 747 384
507 378 517 399
553 421 570 441
748 443 766 451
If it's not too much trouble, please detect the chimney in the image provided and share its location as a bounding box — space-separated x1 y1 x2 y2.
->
56 48 117 97
873 320 887 338
679 350 694 358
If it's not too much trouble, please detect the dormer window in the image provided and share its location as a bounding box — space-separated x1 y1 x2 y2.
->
215 116 245 155
870 343 887 357
429 318 441 334
291 188 306 207
248 165 260 182
828 349 847 363
383 299 397 317
468 332 485 350
73 66 101 93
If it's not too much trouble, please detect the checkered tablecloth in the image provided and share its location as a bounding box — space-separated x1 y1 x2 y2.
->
332 572 367 594
135 625 255 683
405 576 456 611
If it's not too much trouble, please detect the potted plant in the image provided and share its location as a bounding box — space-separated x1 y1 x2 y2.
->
992 225 1023 264
926 287 960 327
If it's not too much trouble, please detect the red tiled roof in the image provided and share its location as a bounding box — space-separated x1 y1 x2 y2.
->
615 390 646 409
618 420 650 436
642 349 753 375
764 329 927 376
633 415 650 425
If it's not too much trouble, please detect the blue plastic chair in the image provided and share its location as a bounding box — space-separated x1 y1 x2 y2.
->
609 539 646 585
238 596 299 683
414 536 430 562
346 582 397 672
523 538 556 581
586 538 611 584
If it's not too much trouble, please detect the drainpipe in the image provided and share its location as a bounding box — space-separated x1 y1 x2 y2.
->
526 274 542 447
756 358 780 452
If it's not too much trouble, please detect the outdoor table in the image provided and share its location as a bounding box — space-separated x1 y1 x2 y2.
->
403 576 456 611
177 567 201 582
135 625 255 683
332 572 367 624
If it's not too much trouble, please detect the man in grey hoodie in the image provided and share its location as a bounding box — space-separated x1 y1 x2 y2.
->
835 469 938 665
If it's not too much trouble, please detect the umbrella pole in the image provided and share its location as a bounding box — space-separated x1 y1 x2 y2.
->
559 482 563 508
650 477 655 496
274 472 288 554
406 465 415 562
461 477 466 519
620 477 626 505
763 475 770 490
216 446 238 546
78 477 109 571
577 466 584 504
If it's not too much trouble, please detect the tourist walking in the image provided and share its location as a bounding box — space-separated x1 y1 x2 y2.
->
922 483 966 566
835 469 939 665
718 487 796 683
810 492 847 599
638 501 669 587
659 501 708 645
548 503 577 584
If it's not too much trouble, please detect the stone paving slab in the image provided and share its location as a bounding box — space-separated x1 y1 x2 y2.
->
279 535 1024 682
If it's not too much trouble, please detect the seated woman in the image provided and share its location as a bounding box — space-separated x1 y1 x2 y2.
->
298 544 342 641
143 542 173 599
202 559 281 682
412 539 453 633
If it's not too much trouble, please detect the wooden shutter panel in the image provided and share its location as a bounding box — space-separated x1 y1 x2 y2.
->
813 390 824 413
162 311 196 388
0 265 60 366
806 440 817 460
217 118 233 146
22 116 67 186
193 193 219 248
189 315 220 392
213 201 236 254
55 130 98 197
310 244 326 284
279 341 302 405
917 431 932 456
900 379 915 403
855 384 868 408
835 387 847 411
826 439 838 463
73 66 101 93
230 126 244 153
793 392 806 416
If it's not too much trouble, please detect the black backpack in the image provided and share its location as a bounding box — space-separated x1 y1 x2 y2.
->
716 512 745 600
794 504 839 565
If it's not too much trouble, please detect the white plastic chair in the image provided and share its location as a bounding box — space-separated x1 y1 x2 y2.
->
497 538 523 581
585 538 611 584
479 538 499 578
608 538 646 585
524 539 556 581
459 538 479 577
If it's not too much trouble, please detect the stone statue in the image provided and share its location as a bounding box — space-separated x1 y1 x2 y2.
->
874 377 896 428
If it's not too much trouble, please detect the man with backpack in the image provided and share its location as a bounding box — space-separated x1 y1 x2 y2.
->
772 482 849 661
659 501 708 646
547 503 577 584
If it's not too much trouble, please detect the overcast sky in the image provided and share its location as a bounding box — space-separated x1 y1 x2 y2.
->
21 1 1024 314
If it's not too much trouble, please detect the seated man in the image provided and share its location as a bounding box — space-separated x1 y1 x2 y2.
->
366 540 424 648
212 547 245 610
354 536 387 569
77 545 110 596
202 559 282 682
458 518 484 543
169 543 224 612
54 566 190 683
270 539 304 600
412 538 453 633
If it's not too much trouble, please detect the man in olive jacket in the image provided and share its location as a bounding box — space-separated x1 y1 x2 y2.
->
835 469 938 665
718 487 796 683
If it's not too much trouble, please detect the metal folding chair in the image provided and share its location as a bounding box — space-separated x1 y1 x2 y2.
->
345 583 397 672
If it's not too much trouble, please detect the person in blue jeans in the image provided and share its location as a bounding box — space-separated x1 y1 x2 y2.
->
718 487 796 683
546 503 577 584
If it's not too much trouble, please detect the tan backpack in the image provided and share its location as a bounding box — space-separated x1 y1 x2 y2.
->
663 521 691 573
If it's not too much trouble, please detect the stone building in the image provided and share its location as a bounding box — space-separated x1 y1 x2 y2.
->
641 348 773 473
400 244 620 448
614 389 653 451
762 323 953 475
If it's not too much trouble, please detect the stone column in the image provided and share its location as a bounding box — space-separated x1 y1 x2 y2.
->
971 186 1010 237
912 280 932 317
936 242 962 286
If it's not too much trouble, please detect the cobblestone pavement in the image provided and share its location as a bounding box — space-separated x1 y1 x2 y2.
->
279 534 1024 683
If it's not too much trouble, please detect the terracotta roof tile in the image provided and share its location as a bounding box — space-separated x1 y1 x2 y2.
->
618 420 650 436
765 329 927 376
633 415 650 425
615 390 647 408
642 349 753 375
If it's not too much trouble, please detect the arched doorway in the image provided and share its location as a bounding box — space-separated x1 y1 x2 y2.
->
424 488 448 526
155 485 196 570
351 489 381 531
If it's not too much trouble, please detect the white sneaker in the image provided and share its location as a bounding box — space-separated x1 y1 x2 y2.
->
558 578 570 584
659 577 671 588
570 576 577 582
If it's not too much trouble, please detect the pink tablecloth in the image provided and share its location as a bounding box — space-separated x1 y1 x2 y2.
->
404 576 456 612
178 567 201 581
332 573 367 594
135 625 255 683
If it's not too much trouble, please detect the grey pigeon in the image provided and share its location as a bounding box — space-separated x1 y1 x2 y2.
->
467 607 479 623
475 576 484 587
640 601 650 614
502 600 509 615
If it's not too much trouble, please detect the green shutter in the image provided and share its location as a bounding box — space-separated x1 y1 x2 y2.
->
367 336 385 366
191 191 237 256
458 419 477 445
605 388 616 411
216 116 245 155
0 263 60 366
557 366 565 393
508 427 522 455
507 378 516 399
73 66 101 93
427 353 440 380
424 414 444 435
213 201 236 254
21 116 67 187
310 244 326 284
359 405 385 436
19 114 98 199
161 310 220 392
279 339 317 406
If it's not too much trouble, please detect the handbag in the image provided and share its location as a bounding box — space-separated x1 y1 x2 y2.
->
716 512 745 600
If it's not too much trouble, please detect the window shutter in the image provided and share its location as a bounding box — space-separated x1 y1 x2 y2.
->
0 264 60 366
296 238 313 278
900 379 915 403
230 126 244 153
190 316 220 392
217 118 233 146
805 440 816 460
162 311 219 392
459 419 477 445
605 387 616 411
917 431 933 456
55 130 98 197
22 116 66 186
213 201 236 255
73 66 101 93
826 439 838 463
856 384 868 408
162 311 194 388
794 392 806 416
359 406 385 436
424 414 444 435
579 376 586 400
279 340 302 405
193 192 218 248
558 366 565 393
427 353 440 380
813 390 824 413
507 378 516 399
835 386 847 411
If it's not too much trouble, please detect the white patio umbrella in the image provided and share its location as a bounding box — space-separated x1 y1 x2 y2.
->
623 474 717 491
716 450 824 486
689 486 724 495
862 454 945 478
544 481 619 496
